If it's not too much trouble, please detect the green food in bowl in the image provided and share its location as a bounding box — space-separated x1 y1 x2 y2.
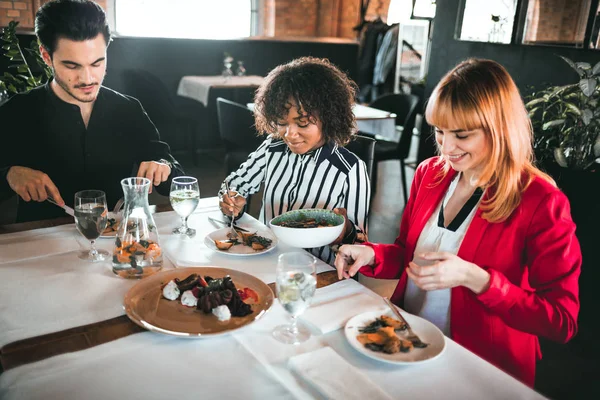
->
271 209 344 228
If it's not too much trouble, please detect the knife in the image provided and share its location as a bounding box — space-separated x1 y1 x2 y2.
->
47 197 75 217
207 216 249 232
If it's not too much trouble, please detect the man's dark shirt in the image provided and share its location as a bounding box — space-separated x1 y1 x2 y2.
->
0 82 184 222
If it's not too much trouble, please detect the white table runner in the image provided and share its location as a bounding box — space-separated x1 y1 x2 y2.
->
177 75 264 106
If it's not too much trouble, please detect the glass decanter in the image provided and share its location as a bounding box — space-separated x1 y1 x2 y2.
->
112 177 163 279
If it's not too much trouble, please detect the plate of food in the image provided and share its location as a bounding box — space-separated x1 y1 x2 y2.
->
124 267 274 338
204 227 277 256
100 211 121 238
344 308 446 364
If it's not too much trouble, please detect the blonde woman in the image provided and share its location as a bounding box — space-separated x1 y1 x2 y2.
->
335 58 581 386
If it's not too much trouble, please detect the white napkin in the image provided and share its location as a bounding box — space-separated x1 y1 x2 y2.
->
0 225 83 265
300 279 383 335
288 346 393 400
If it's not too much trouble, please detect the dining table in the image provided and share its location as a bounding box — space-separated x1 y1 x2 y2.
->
0 197 548 399
246 102 398 143
177 75 265 107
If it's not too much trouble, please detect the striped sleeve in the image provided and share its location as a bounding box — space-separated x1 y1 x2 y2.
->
344 158 370 237
223 137 271 197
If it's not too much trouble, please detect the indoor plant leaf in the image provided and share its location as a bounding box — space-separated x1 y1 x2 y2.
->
542 119 566 130
559 56 583 77
582 109 594 126
579 78 597 97
593 61 600 76
554 147 569 168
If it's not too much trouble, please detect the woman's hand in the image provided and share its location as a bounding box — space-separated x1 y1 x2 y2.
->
334 244 375 280
219 190 247 217
406 252 491 294
331 207 354 244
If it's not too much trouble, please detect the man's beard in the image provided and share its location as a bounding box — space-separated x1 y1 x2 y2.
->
52 69 101 103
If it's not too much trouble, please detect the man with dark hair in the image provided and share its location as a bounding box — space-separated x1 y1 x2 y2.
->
0 0 184 222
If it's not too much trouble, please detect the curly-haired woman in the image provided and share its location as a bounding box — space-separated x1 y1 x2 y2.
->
219 57 371 265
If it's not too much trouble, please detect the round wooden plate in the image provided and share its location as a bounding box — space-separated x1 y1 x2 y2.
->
124 267 274 338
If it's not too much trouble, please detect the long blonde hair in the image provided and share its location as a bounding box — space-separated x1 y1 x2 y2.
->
425 58 554 222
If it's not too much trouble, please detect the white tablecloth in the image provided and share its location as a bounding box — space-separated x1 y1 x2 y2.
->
0 280 548 400
177 75 264 106
0 198 330 347
0 197 547 399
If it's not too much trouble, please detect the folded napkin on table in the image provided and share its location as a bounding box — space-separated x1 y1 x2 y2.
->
289 346 393 400
300 279 383 335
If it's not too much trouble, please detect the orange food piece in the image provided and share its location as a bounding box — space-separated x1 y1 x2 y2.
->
238 287 259 303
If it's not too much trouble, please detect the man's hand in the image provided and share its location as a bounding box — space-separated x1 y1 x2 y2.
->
6 166 64 204
137 161 171 193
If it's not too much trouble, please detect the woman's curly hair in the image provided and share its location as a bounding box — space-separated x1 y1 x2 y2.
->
254 57 358 146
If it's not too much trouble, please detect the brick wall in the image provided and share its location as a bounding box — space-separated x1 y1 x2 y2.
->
0 1 33 28
1 0 107 29
269 0 371 39
524 0 588 44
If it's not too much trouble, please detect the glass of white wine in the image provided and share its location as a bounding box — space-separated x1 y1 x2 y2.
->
273 252 317 344
74 190 110 262
170 176 200 237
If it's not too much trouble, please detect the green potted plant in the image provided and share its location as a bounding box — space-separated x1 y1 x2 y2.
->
526 56 600 171
0 21 52 100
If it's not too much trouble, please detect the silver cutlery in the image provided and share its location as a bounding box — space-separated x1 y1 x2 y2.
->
208 216 249 232
383 297 428 348
223 181 239 240
47 197 75 217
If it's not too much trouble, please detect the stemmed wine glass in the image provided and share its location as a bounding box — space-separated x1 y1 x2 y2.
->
273 252 317 344
170 176 200 237
74 190 110 262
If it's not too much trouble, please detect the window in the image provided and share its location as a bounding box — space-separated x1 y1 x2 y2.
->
115 0 255 39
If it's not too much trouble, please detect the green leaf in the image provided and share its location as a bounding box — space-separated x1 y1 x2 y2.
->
554 147 569 167
7 84 17 94
2 45 10 51
525 98 546 108
576 62 592 70
593 61 600 76
17 65 28 73
542 119 566 130
560 56 583 78
564 102 582 116
579 78 597 97
582 109 593 126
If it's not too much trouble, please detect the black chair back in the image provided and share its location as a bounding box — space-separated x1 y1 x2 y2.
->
216 98 263 152
369 93 420 159
344 133 376 183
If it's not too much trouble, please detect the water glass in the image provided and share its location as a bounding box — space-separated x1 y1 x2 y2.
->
74 190 110 262
170 176 200 237
272 252 317 344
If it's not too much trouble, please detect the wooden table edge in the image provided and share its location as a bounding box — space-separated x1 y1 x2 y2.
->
0 270 340 373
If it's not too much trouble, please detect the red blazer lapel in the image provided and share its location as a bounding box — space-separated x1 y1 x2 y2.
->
405 168 457 262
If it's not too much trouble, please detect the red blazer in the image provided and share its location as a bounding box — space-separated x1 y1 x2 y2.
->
361 157 581 386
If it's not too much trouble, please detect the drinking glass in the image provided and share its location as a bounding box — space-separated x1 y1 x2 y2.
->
170 176 200 237
273 252 317 344
74 190 109 262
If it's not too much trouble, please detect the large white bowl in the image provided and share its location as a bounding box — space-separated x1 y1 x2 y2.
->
269 209 344 248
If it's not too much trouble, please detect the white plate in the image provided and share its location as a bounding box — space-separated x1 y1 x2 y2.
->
344 308 446 364
204 227 278 256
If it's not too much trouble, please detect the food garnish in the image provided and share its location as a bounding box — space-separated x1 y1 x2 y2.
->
161 274 256 320
357 315 426 354
213 231 272 252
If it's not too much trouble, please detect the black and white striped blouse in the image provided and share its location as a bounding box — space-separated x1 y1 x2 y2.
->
224 135 371 265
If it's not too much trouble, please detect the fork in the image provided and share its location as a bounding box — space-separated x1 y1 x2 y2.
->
223 181 239 240
383 297 428 348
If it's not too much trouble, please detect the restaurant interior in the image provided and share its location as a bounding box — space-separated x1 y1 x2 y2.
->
0 0 599 399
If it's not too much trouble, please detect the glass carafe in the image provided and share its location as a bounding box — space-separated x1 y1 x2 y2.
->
112 177 162 278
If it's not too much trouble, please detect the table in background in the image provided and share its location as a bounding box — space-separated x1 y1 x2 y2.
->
246 102 398 143
177 76 264 151
0 197 547 400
